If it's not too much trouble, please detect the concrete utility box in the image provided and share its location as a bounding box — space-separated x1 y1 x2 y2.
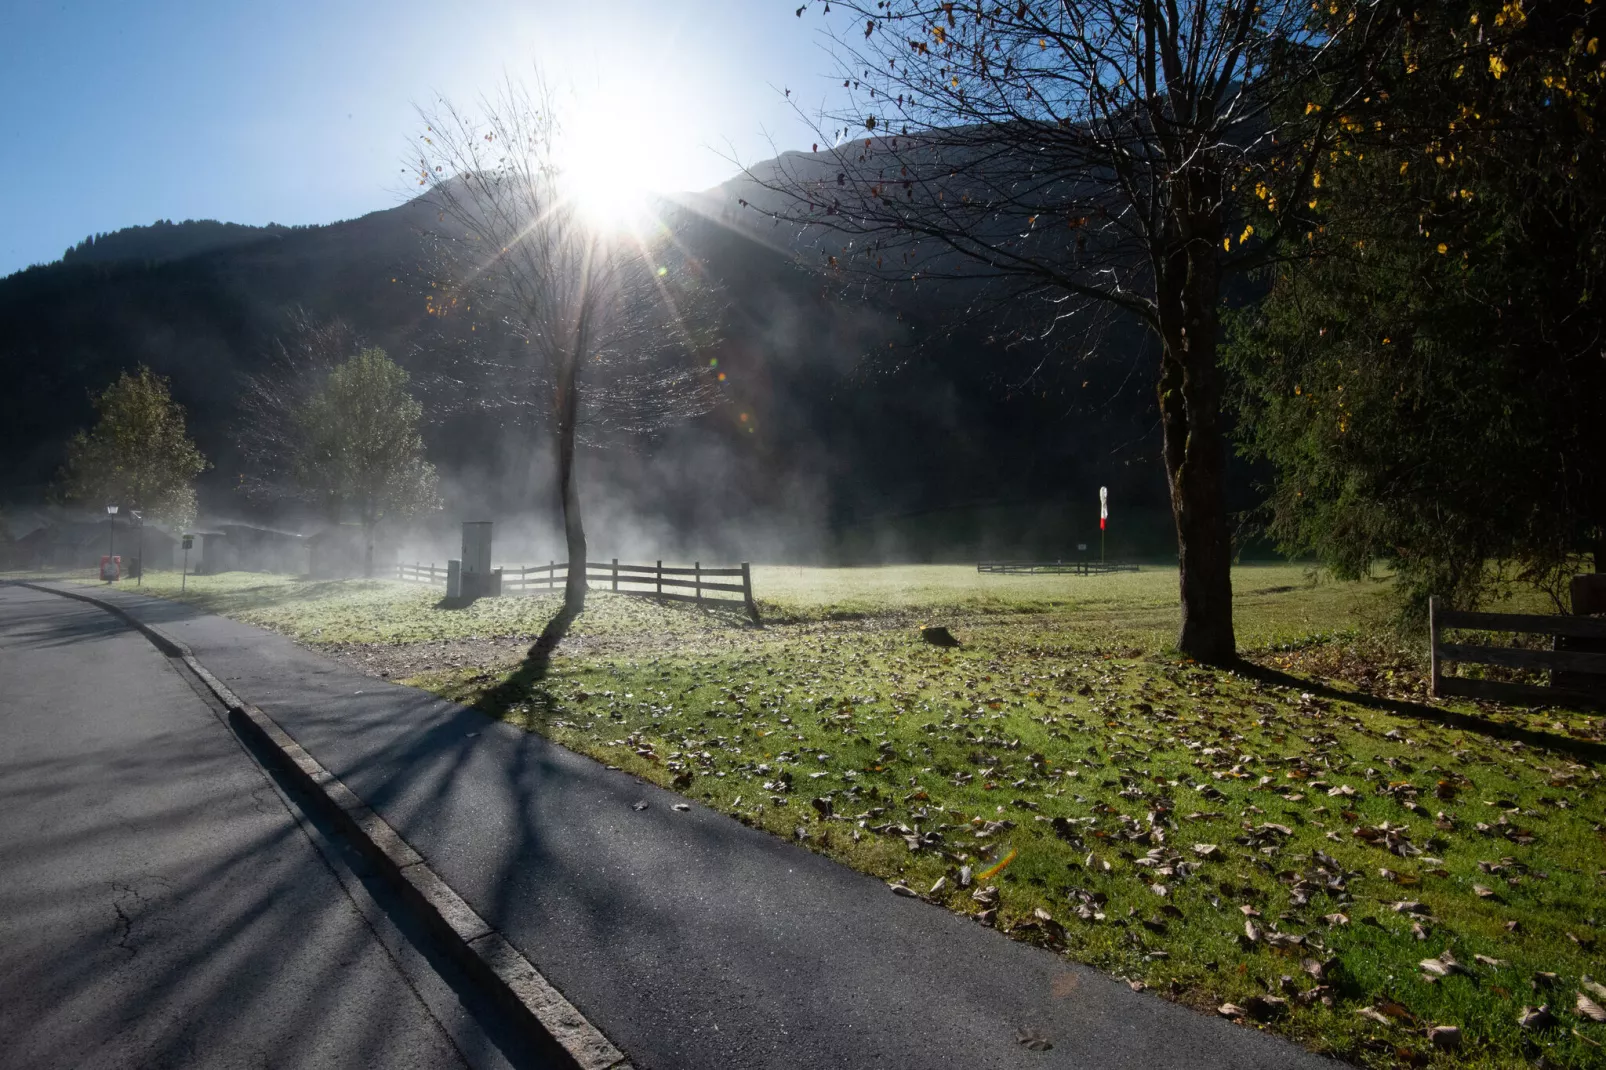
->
459 522 501 599
447 559 462 599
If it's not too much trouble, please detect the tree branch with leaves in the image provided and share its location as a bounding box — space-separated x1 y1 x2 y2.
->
292 348 441 576
60 365 209 529
745 0 1399 661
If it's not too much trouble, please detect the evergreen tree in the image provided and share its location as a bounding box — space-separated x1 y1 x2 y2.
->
1227 0 1606 619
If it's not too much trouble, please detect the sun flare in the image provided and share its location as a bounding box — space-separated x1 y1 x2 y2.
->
556 94 669 231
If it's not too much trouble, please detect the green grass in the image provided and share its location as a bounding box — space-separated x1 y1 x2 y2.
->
49 563 1606 1068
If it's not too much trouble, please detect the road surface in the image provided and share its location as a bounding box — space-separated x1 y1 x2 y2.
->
0 584 488 1069
42 580 1341 1070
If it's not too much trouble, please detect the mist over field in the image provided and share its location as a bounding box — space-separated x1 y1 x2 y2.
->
0 181 1228 569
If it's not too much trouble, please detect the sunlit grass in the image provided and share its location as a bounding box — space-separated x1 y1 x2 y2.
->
55 562 1606 1068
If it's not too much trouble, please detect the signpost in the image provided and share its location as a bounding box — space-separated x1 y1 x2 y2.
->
1099 486 1108 563
105 504 118 581
181 533 193 592
131 509 144 586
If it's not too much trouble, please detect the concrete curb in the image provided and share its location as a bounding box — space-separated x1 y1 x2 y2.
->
17 581 631 1070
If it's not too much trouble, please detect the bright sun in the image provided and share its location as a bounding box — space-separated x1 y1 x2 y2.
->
556 96 663 230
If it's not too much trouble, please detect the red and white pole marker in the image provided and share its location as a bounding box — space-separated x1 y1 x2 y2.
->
1099 486 1108 562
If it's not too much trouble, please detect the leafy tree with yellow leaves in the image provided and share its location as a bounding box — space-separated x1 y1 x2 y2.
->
1228 0 1606 620
60 366 208 528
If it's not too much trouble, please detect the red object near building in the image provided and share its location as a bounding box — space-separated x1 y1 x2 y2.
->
100 555 121 582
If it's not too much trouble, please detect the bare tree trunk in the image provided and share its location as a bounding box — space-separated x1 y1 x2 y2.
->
556 356 587 612
1156 189 1237 664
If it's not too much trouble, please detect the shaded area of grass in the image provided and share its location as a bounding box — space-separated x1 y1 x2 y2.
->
60 563 1606 1068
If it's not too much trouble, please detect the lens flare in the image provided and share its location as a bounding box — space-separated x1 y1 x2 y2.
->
976 848 1018 882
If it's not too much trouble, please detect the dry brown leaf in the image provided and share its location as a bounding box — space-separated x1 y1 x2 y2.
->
1427 1024 1461 1049
1578 993 1606 1023
1356 1006 1394 1026
1518 1004 1558 1030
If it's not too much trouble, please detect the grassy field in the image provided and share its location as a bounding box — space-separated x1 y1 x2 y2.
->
29 563 1606 1068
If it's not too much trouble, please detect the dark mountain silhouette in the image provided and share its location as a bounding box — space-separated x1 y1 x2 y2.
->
0 164 1254 562
57 219 294 268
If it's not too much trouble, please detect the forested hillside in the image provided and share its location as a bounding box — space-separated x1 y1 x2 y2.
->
0 171 1251 561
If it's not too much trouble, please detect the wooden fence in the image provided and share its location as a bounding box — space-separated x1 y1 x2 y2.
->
977 560 1139 575
1429 595 1606 708
397 559 759 622
397 562 450 585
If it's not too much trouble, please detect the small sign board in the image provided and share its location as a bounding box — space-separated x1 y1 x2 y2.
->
182 534 193 550
1077 543 1088 552
100 555 121 582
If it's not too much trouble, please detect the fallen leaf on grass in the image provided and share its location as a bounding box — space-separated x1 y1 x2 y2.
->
1243 995 1289 1020
1419 954 1469 978
1518 1005 1558 1030
888 881 917 897
1584 976 1606 1001
1474 954 1505 967
1357 1006 1395 1027
1427 1025 1461 1050
1578 993 1606 1023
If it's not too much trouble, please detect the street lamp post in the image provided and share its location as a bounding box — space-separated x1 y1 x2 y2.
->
105 504 118 581
131 509 144 586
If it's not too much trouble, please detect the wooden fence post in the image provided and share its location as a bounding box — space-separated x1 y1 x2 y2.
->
656 560 662 596
742 562 760 624
695 561 702 604
612 558 619 592
1428 596 1443 698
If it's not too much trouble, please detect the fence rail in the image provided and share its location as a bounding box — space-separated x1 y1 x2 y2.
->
977 560 1140 575
1429 596 1606 709
397 558 759 621
396 562 449 584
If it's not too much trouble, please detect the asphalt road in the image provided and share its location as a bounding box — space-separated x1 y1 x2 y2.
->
0 585 481 1070
57 581 1342 1070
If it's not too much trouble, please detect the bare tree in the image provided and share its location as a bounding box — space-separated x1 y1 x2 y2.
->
748 1 1397 662
412 78 722 613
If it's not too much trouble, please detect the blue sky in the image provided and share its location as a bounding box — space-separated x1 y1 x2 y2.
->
1 0 839 275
